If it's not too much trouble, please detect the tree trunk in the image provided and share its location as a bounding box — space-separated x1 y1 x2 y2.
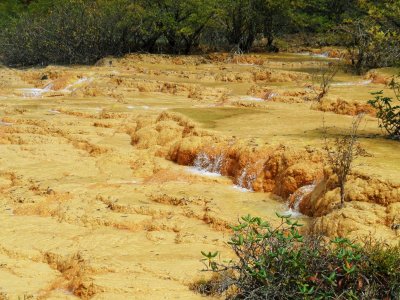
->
340 182 345 208
267 35 273 47
266 34 278 52
183 37 192 55
355 49 364 74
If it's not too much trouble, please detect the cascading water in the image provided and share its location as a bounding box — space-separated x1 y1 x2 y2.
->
285 184 316 217
18 82 54 98
17 77 93 97
62 77 93 92
234 167 256 192
266 92 279 100
188 152 224 177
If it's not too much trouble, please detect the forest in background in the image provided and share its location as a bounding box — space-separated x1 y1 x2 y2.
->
0 0 399 73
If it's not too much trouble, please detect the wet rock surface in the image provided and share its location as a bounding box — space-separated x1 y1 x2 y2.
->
0 53 399 298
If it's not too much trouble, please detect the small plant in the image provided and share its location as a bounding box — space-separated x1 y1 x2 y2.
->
312 61 341 102
197 214 400 299
368 76 400 140
323 114 365 208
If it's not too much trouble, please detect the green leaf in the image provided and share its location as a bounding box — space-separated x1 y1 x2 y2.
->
201 251 218 259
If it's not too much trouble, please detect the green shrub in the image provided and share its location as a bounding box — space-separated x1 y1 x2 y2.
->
368 77 400 140
198 214 400 299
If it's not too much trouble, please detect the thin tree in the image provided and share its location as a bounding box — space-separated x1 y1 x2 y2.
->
323 114 365 208
312 60 341 102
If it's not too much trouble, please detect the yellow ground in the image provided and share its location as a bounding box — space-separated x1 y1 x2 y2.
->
0 53 398 299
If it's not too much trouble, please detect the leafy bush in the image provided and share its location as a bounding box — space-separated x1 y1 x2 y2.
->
369 77 400 140
197 214 400 299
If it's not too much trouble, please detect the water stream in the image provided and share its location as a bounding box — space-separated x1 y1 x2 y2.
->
187 152 224 177
284 184 316 217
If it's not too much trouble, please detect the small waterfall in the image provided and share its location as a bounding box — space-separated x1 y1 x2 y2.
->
285 184 316 217
266 92 279 100
62 77 93 92
43 82 54 91
188 152 224 176
18 83 53 98
234 167 256 192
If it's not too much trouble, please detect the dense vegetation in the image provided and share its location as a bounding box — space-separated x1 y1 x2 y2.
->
195 214 400 299
0 0 399 70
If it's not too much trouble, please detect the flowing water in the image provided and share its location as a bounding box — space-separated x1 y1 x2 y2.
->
285 184 316 217
189 152 224 176
17 82 53 97
235 167 256 192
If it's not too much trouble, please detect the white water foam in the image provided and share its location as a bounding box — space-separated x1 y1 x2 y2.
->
187 167 222 177
127 105 167 111
232 185 253 193
281 207 303 218
0 121 12 126
240 96 264 102
235 167 257 192
332 80 372 87
56 288 74 296
18 82 53 98
312 52 329 58
48 109 60 114
295 52 328 58
294 52 339 60
187 152 224 177
266 92 279 100
283 184 316 217
62 77 93 92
